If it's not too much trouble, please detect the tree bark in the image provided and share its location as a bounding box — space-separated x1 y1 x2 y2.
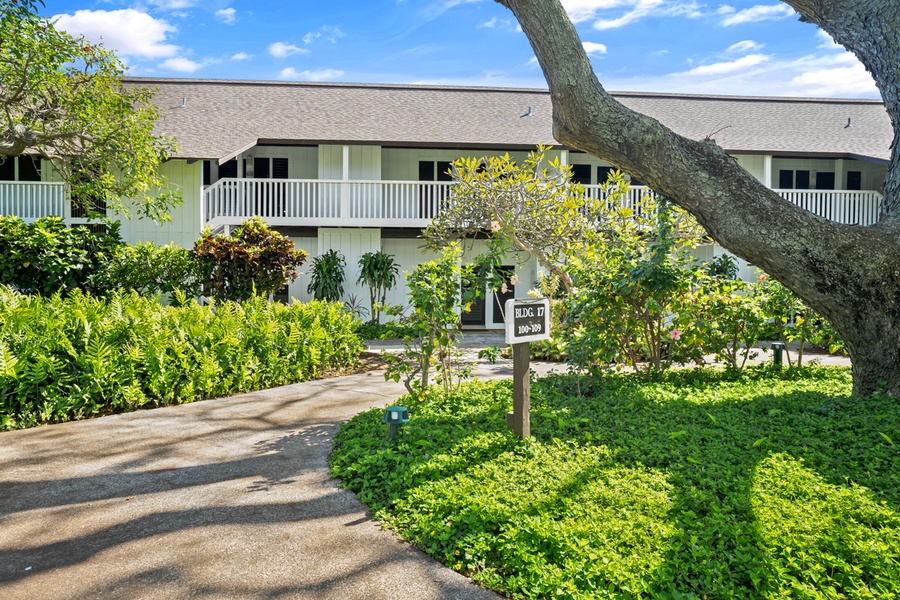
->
496 0 900 396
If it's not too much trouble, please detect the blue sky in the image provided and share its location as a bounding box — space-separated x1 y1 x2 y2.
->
39 0 878 98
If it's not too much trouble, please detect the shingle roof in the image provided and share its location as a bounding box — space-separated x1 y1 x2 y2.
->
128 77 892 164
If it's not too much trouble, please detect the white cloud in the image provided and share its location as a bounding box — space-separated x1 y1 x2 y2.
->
593 0 703 30
727 40 762 54
560 0 626 23
231 52 253 61
148 0 195 9
279 67 345 81
52 9 179 59
420 0 482 20
215 8 236 24
481 16 498 27
721 4 794 26
601 46 877 98
268 42 308 58
302 26 346 45
583 41 608 55
684 53 769 75
303 31 321 44
159 57 203 72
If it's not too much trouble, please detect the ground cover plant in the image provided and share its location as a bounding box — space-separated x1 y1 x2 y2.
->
331 367 900 599
0 287 362 429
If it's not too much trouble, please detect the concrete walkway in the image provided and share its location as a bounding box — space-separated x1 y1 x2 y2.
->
0 372 502 600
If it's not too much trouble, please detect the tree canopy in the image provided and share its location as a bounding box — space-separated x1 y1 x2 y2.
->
496 0 900 397
0 0 179 221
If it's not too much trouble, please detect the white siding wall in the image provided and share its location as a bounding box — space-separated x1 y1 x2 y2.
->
114 159 202 248
318 145 344 180
288 236 318 303
733 154 767 184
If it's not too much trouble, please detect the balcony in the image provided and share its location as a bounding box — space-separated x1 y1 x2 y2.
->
203 178 885 229
0 179 884 230
204 178 453 229
0 181 66 222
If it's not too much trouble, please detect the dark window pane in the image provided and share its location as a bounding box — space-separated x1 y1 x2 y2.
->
203 160 211 186
219 159 237 179
437 161 453 182
571 164 591 185
418 161 434 182
847 171 862 190
628 175 643 187
597 166 614 184
816 172 835 190
795 170 810 189
18 157 41 181
272 158 289 179
778 170 794 189
254 157 270 179
0 158 14 181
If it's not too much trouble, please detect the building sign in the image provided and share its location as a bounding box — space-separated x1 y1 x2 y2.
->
504 298 551 344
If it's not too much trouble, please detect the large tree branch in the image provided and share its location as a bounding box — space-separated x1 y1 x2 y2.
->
495 0 900 397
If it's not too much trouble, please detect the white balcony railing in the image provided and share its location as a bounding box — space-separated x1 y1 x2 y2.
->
772 188 882 225
0 179 882 229
204 178 452 228
0 181 66 222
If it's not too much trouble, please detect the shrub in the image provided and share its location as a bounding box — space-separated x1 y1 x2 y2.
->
0 216 122 295
97 241 200 299
194 217 307 302
0 287 362 429
308 249 347 302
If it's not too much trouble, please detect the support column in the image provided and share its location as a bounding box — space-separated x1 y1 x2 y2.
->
341 145 350 219
763 155 773 189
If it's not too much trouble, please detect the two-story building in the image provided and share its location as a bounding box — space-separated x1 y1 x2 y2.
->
0 78 890 328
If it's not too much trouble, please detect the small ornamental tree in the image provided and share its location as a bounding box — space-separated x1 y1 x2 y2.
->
194 217 306 302
357 250 399 322
0 0 180 220
383 243 477 397
425 146 601 292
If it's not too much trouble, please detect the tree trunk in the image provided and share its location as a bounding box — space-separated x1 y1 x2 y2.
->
497 0 900 396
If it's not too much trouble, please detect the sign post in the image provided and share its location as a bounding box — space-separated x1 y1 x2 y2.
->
504 298 551 439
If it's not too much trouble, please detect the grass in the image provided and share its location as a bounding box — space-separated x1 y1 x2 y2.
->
330 366 900 599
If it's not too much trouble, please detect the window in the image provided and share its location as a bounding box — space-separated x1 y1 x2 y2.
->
815 172 835 190
847 171 862 191
571 164 591 185
778 169 811 189
219 159 238 179
418 160 453 218
0 158 13 181
597 166 614 184
778 170 793 189
0 156 41 181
